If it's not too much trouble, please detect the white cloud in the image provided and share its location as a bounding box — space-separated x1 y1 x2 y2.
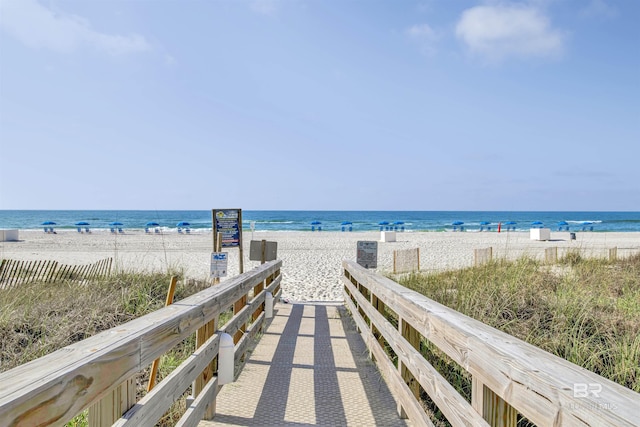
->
406 23 440 55
0 0 151 55
455 3 565 62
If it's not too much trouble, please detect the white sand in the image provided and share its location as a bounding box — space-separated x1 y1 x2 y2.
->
1 229 639 302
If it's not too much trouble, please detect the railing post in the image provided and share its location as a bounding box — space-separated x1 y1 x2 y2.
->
397 318 420 419
88 377 136 427
609 247 617 261
472 377 517 427
371 293 386 361
545 247 558 264
193 316 218 420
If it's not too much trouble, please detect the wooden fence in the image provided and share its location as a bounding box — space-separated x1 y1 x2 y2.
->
0 258 112 289
342 260 640 426
0 259 282 427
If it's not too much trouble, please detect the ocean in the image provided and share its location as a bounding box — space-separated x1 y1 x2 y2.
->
1 210 639 233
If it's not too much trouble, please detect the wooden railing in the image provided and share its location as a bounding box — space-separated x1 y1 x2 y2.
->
0 257 112 288
342 260 640 427
0 260 282 427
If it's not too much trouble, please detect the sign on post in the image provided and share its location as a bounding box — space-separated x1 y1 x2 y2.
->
212 209 244 274
249 240 278 262
357 241 378 269
210 252 228 278
214 209 241 247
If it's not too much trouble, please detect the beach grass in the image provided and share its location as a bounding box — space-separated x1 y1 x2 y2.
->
394 251 640 425
0 269 214 426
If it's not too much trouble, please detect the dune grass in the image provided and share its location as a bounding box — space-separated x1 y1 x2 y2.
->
394 251 640 426
0 269 213 426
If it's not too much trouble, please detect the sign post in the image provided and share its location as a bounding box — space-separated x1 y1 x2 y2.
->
212 209 244 274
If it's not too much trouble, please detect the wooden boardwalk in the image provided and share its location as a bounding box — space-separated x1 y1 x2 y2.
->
200 301 411 427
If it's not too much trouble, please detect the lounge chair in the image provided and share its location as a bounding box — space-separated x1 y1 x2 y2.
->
118 228 124 234
145 227 150 234
110 227 116 234
77 227 82 233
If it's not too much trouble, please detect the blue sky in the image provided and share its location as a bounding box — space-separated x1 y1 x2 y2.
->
1 0 638 211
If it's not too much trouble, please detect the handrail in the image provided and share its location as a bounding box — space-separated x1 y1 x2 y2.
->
0 260 282 427
342 260 640 427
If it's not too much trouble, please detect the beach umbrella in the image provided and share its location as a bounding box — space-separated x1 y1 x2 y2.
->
452 221 464 226
558 221 568 226
532 221 543 225
177 221 190 227
311 221 321 225
504 221 516 225
109 222 123 226
341 221 352 225
480 221 490 225
393 221 404 225
75 222 90 226
42 221 56 225
146 222 160 227
378 221 389 225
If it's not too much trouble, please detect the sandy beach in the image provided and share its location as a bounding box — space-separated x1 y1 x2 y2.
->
1 229 639 301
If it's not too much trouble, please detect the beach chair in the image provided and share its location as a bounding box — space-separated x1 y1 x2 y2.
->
178 228 183 234
145 227 150 234
85 227 90 233
185 228 190 234
118 228 124 234
154 227 160 234
110 227 116 234
77 227 82 233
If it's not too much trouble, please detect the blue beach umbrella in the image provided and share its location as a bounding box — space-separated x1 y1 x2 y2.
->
341 221 352 225
41 221 56 232
557 221 569 231
146 221 160 227
109 222 123 226
393 221 404 225
532 221 543 225
378 221 389 225
311 221 321 225
504 221 516 225
75 222 90 226
177 221 190 227
558 221 568 226
452 221 464 226
480 221 490 225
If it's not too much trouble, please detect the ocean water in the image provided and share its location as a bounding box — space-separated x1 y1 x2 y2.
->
1 210 639 233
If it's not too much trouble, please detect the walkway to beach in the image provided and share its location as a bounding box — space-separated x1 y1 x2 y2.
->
199 301 411 427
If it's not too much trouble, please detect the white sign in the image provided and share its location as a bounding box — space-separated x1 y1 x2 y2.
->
210 252 228 278
357 241 378 269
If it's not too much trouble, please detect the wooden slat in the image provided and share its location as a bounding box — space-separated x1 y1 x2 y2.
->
344 277 489 427
343 260 640 427
115 332 221 426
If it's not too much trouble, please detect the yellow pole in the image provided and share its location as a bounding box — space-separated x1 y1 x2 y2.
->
147 275 178 392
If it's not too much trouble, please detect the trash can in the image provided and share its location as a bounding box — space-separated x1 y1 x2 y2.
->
569 232 576 240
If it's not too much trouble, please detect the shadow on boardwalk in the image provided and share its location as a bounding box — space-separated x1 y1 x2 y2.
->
201 302 410 426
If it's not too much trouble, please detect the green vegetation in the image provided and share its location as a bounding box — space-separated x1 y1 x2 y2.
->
0 269 212 426
393 251 640 426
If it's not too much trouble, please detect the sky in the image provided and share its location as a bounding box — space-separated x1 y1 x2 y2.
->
0 0 638 211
